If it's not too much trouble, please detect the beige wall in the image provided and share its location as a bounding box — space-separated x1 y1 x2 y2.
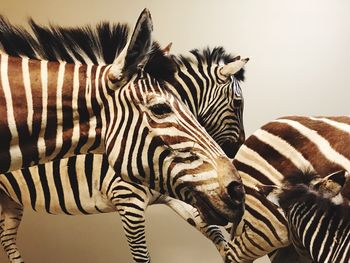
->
1 0 349 262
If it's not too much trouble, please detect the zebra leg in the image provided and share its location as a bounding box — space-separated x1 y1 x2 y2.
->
109 186 151 263
158 196 228 258
0 192 24 263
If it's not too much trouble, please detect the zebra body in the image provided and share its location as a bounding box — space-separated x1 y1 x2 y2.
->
0 11 247 263
225 116 350 262
262 170 350 263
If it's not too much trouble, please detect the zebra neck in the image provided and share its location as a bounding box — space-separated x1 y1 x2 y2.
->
0 54 110 173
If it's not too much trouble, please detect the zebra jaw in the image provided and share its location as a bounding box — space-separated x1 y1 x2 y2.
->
219 57 249 78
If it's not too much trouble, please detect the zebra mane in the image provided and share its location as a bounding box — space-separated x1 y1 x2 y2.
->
279 171 350 219
0 16 176 83
176 46 245 81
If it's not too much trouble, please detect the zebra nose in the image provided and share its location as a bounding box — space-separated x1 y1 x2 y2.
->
227 181 245 205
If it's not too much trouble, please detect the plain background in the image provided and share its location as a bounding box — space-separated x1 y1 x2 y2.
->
1 1 350 262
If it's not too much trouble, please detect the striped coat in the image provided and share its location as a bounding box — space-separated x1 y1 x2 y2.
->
261 170 350 263
0 11 247 263
0 10 244 229
225 116 350 262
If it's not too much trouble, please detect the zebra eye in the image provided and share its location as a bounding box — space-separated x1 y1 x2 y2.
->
149 103 172 116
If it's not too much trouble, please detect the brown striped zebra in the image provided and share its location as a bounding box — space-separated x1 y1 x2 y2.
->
223 116 350 263
0 9 246 256
0 14 248 263
261 170 350 263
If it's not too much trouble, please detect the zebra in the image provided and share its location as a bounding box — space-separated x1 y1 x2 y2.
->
0 8 245 241
0 13 248 263
260 170 350 263
0 10 247 263
222 116 350 263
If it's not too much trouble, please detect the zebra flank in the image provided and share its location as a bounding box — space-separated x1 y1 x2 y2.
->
0 54 107 173
1 155 112 215
224 116 350 262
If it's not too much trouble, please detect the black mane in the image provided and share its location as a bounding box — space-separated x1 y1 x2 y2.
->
279 171 350 219
0 16 176 83
176 46 245 81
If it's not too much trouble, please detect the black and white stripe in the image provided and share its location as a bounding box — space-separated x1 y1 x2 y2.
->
0 154 229 262
261 170 350 263
0 12 246 263
20 20 246 158
224 116 350 262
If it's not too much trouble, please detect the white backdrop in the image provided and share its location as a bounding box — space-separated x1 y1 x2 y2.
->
1 0 349 262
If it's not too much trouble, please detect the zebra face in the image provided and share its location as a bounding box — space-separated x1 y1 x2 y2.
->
104 11 245 226
170 51 248 159
198 72 245 159
105 76 245 226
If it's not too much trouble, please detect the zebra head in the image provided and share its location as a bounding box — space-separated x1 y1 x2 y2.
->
101 9 245 225
259 170 348 208
172 49 248 158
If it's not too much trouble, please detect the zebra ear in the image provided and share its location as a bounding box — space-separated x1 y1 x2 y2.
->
108 8 153 89
162 42 173 56
258 184 281 206
219 57 249 78
313 170 348 197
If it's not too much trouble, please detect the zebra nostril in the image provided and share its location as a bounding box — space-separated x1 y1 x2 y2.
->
227 181 244 204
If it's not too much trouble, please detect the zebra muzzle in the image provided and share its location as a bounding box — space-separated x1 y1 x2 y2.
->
189 156 245 226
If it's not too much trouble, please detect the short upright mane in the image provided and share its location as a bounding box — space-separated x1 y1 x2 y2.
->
0 16 176 83
176 47 245 81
